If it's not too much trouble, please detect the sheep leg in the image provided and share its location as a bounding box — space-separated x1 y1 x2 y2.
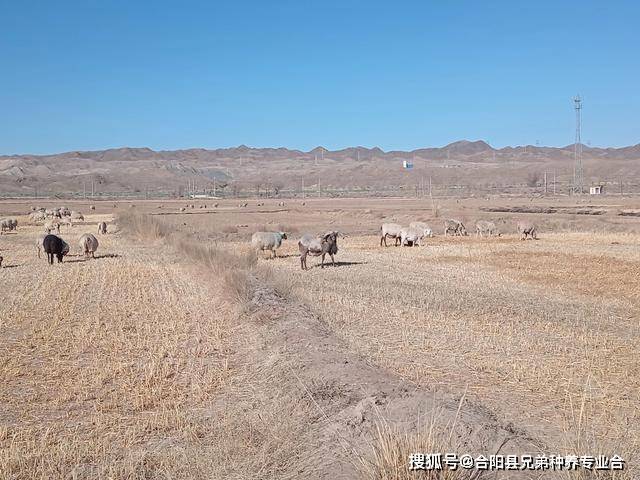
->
330 253 335 266
321 253 325 268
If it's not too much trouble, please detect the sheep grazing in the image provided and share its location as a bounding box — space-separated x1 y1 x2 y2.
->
79 233 99 258
475 220 500 237
179 207 186 212
1 218 18 232
30 211 47 222
380 223 403 247
517 221 538 240
90 205 96 211
251 231 287 258
42 234 70 264
97 221 107 235
409 221 434 238
70 211 84 221
400 227 425 247
59 207 71 217
213 203 219 208
444 219 467 236
277 201 285 207
44 221 61 234
59 217 73 229
298 231 340 270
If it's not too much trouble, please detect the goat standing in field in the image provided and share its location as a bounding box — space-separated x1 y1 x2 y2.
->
299 231 341 270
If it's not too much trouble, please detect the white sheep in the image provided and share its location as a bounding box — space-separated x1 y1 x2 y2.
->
70 211 84 221
517 221 537 240
251 231 287 258
476 220 500 237
380 223 403 247
409 221 434 238
400 227 425 247
44 221 61 234
79 233 99 258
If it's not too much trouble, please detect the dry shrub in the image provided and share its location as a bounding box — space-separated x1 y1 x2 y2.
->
117 210 172 241
174 239 256 306
431 201 441 218
358 404 479 480
222 225 238 234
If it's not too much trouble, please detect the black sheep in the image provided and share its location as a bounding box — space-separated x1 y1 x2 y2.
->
42 234 70 264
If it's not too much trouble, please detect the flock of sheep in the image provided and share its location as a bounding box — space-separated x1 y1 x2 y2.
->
0 205 109 267
251 218 538 270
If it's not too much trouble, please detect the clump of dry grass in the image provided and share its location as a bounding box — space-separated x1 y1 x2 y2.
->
117 210 173 241
174 238 256 306
358 403 480 480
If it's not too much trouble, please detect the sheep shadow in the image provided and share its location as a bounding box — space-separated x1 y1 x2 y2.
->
309 260 366 269
64 254 120 263
1 264 22 269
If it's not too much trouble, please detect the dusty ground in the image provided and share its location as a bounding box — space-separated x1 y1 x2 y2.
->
0 196 638 479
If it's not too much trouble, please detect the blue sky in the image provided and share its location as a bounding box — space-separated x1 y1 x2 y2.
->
1 0 639 154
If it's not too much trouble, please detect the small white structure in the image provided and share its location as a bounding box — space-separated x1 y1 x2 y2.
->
402 160 413 169
589 185 603 195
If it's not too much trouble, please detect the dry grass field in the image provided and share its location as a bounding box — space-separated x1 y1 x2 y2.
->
0 195 638 479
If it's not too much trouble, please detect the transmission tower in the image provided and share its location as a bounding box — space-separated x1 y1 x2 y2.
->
572 95 583 194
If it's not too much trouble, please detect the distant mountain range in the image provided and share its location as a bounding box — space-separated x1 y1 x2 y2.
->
1 140 639 196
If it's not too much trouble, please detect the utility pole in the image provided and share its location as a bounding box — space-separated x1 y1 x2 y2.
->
302 177 305 199
429 176 432 197
83 181 86 199
553 170 556 195
213 177 216 197
544 171 548 194
573 95 584 195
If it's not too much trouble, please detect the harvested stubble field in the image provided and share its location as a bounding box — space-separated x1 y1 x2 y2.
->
0 196 638 479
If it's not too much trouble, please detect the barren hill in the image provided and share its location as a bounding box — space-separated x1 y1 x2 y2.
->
1 140 639 197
